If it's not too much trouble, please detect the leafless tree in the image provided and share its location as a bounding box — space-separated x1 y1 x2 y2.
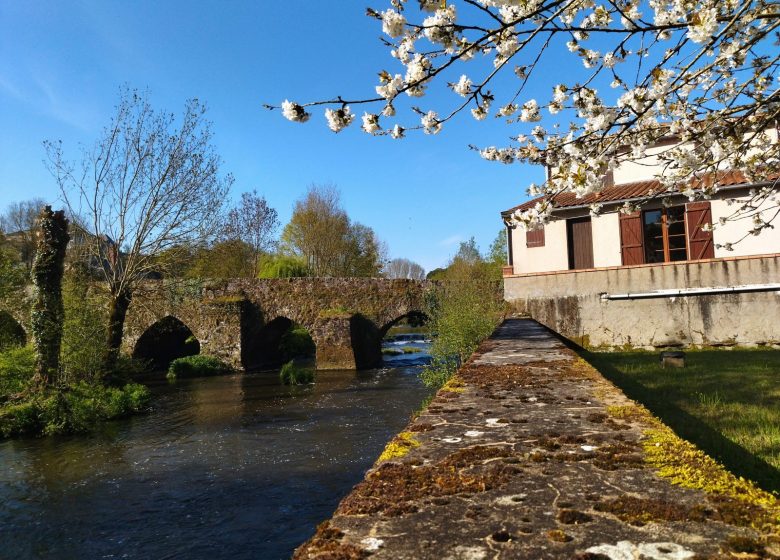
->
385 257 426 280
45 87 233 368
223 190 279 277
0 198 48 270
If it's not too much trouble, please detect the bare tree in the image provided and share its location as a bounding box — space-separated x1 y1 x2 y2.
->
223 190 279 277
45 87 233 368
385 257 426 280
0 198 48 270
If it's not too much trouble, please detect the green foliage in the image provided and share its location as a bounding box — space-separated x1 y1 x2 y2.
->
279 325 316 359
0 346 35 399
421 263 504 389
0 311 26 352
166 354 233 380
186 239 256 279
279 360 315 385
60 274 108 383
0 381 150 438
258 255 310 278
0 237 27 299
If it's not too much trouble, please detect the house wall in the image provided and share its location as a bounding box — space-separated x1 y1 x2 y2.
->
504 254 780 349
591 211 622 267
510 219 569 274
711 196 780 258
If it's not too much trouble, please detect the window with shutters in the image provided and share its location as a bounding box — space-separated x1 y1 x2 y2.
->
526 227 545 248
643 206 688 263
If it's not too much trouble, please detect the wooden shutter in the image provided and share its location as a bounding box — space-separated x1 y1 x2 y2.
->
686 201 714 260
619 211 645 265
526 227 545 248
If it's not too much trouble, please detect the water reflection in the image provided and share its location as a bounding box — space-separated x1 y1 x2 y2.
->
0 357 433 560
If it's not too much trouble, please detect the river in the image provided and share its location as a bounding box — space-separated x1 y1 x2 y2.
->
0 345 433 559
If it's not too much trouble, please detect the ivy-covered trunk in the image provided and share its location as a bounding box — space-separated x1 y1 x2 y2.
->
31 206 70 386
103 289 131 371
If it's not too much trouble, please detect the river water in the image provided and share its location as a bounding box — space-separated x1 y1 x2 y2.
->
0 347 433 560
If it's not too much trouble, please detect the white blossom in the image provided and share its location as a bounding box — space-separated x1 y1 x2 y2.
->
520 99 541 122
452 75 472 97
381 9 406 38
361 112 381 134
390 124 405 139
324 106 355 133
281 100 310 123
421 110 441 134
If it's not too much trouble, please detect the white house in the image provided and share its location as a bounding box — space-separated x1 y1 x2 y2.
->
499 142 780 349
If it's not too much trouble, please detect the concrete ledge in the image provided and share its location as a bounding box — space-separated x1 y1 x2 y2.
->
294 319 780 559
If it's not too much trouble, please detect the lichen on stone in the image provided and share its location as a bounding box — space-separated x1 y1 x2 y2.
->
377 431 420 462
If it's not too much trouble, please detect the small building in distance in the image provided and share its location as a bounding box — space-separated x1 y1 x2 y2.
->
500 136 780 350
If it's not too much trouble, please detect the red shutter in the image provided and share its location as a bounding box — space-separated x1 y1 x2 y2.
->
619 211 644 265
686 201 715 260
526 227 545 248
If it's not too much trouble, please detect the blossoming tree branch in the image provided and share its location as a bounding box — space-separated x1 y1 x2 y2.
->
267 0 780 242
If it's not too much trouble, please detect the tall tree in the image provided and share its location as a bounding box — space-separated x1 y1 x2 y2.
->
31 207 70 386
46 88 233 368
385 257 426 280
223 190 279 278
0 198 48 270
280 184 384 277
273 1 780 240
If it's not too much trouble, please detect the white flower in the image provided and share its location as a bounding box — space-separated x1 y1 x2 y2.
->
281 100 310 123
390 124 405 139
452 74 472 97
361 112 380 134
376 73 404 100
421 110 441 134
471 106 488 120
520 99 541 122
688 8 718 44
324 106 355 133
381 9 406 38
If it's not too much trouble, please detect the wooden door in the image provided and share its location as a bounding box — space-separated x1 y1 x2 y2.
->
567 217 594 270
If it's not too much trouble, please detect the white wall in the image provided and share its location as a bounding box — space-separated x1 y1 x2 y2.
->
592 211 622 267
711 195 780 258
511 219 569 274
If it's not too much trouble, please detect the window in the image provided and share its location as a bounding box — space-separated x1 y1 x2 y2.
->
643 206 687 263
525 227 545 248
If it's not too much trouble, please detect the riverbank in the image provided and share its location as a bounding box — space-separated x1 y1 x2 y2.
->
295 319 780 558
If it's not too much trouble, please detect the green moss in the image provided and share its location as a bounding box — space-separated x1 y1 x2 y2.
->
167 354 233 379
377 431 420 462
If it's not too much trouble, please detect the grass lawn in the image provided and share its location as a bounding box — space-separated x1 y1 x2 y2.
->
583 348 780 494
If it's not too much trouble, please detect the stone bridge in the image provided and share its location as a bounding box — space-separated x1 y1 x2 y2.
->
122 278 434 370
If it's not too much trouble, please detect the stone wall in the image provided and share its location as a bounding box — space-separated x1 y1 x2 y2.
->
504 254 780 349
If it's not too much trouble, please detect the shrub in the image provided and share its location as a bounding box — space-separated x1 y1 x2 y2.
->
0 381 151 438
421 278 504 389
166 354 233 380
0 346 35 398
60 274 108 383
279 360 314 385
279 325 316 359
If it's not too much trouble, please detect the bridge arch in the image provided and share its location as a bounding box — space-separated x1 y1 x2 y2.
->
0 310 27 350
379 310 430 340
133 315 200 369
241 314 316 370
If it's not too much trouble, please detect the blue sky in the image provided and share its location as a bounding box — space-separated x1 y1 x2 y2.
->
0 0 554 272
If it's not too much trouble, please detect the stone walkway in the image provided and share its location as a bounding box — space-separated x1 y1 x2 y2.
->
294 319 780 559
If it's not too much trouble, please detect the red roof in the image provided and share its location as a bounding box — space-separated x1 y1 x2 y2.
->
501 170 760 216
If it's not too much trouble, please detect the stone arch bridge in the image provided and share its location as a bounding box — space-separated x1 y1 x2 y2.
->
122 278 434 370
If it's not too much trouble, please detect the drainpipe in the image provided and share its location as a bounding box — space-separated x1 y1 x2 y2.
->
601 283 780 300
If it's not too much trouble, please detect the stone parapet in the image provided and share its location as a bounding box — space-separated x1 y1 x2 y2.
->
294 319 780 559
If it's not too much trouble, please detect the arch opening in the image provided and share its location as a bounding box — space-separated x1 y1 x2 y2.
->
0 311 26 351
380 311 430 341
242 316 315 370
133 316 200 370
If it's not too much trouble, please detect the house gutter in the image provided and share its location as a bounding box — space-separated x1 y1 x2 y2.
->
601 283 780 300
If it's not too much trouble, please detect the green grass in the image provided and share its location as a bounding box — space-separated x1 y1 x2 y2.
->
279 360 314 385
382 346 423 356
167 354 233 380
583 348 780 493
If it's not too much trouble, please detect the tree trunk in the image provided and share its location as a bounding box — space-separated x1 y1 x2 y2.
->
103 289 132 371
31 206 70 386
